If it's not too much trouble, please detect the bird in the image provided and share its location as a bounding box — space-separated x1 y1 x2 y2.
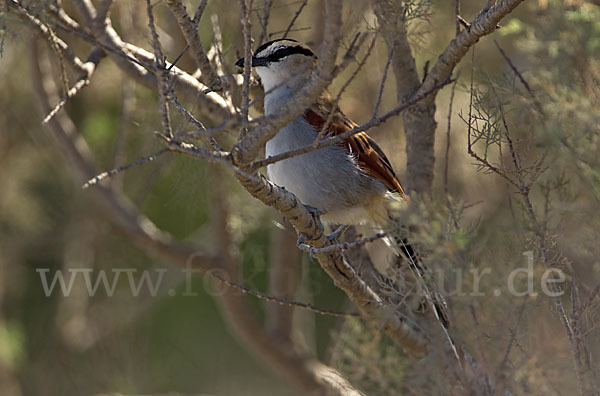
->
235 39 457 358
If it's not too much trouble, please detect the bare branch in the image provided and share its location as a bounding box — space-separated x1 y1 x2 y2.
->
239 0 254 133
282 0 308 39
230 0 344 165
258 0 274 44
234 168 430 358
422 0 525 96
146 0 173 138
124 43 235 120
61 0 233 121
376 0 526 193
374 0 432 193
166 0 223 91
208 168 363 396
494 40 546 117
313 33 377 146
373 44 395 118
42 48 105 125
192 0 209 23
210 271 358 318
443 79 458 198
297 232 387 255
497 299 527 376
9 1 86 72
266 222 302 338
31 41 217 271
82 149 169 189
95 0 114 23
252 76 454 170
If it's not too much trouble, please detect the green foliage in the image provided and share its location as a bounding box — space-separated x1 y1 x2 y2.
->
0 321 25 370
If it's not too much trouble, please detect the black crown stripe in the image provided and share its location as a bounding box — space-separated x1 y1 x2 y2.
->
262 45 315 63
255 38 298 56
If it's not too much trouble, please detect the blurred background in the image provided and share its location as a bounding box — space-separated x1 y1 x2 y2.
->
1 0 599 395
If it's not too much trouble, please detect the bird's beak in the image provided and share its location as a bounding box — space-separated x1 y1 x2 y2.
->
235 56 268 69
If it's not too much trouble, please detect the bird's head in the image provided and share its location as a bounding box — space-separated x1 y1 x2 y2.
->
235 39 317 92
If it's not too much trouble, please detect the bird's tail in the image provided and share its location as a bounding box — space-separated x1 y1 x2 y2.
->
366 192 462 361
391 234 461 362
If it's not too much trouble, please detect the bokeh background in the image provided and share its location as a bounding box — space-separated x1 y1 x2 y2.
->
1 0 599 395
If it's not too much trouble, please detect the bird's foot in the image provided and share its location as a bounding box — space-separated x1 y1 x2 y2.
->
304 204 323 217
327 225 349 241
297 233 316 260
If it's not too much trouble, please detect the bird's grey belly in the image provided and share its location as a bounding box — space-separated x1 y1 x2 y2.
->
265 117 385 216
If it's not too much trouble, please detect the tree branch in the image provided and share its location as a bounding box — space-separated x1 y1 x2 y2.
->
375 0 526 193
209 168 364 396
30 40 217 272
230 0 343 165
421 0 526 96
65 0 234 122
166 0 223 91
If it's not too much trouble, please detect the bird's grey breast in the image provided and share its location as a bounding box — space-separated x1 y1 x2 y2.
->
265 115 383 214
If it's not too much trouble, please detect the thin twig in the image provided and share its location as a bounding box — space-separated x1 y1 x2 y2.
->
464 47 520 189
269 27 311 37
42 48 105 125
494 40 545 116
157 135 261 184
168 91 206 130
373 44 395 118
192 0 209 24
257 0 273 44
167 44 190 72
146 0 173 138
96 0 114 23
297 232 387 254
10 1 86 72
282 0 308 39
574 283 600 317
455 0 461 35
209 271 359 318
82 149 170 189
444 79 458 197
167 0 222 90
313 33 377 147
239 0 253 137
253 76 455 169
497 299 527 375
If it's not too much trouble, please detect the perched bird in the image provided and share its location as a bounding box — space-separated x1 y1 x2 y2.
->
236 39 456 356
236 39 405 227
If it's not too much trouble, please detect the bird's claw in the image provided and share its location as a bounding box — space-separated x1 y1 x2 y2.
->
304 204 323 217
297 233 308 246
327 225 349 241
297 233 317 260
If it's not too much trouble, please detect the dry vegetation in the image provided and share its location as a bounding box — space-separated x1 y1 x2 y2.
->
0 0 599 395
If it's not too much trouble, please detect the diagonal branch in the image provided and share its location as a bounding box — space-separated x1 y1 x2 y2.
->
42 47 105 125
375 0 526 193
166 0 223 91
9 0 86 72
251 77 453 170
146 0 173 138
30 40 217 272
234 169 429 358
209 168 363 396
420 0 526 96
65 0 233 122
231 0 344 165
